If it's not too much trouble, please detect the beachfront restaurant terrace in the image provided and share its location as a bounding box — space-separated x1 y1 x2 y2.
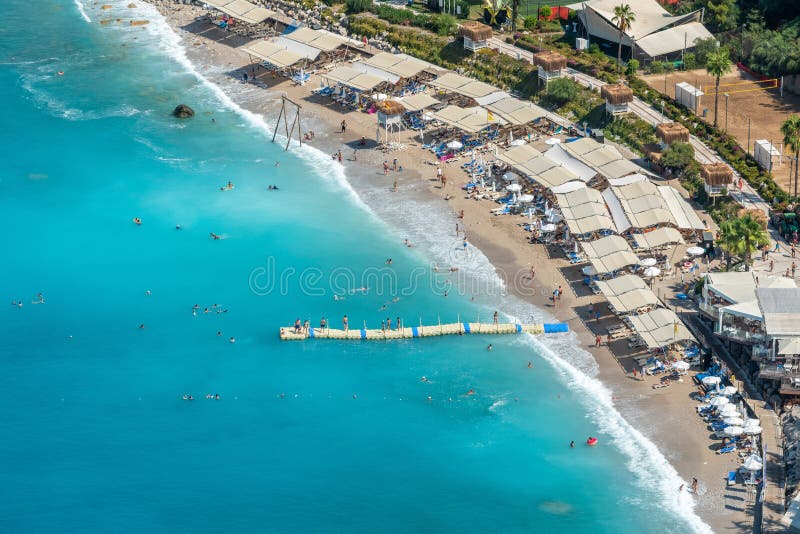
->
554 183 617 237
580 235 639 275
627 308 695 350
205 0 274 25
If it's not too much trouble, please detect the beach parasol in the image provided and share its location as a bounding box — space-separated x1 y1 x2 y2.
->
540 223 557 233
643 266 661 278
582 265 598 276
545 137 561 145
723 426 743 437
502 172 516 182
709 396 730 407
723 416 744 426
639 257 657 267
702 376 721 386
742 454 763 471
447 140 463 150
687 246 705 256
506 183 522 192
721 385 737 396
719 404 738 417
510 139 526 146
518 194 534 203
743 418 760 428
422 112 434 121
744 425 763 435
671 361 690 371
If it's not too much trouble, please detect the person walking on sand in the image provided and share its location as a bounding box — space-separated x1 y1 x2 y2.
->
392 158 398 171
691 478 698 493
383 161 389 175
441 175 447 189
632 367 637 379
595 334 601 347
770 259 774 272
340 120 346 133
393 180 398 192
353 149 357 161
529 265 535 279
436 166 442 181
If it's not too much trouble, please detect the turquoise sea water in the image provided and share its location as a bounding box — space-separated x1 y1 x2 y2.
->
0 2 710 532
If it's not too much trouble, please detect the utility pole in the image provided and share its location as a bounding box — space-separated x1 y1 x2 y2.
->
747 117 751 155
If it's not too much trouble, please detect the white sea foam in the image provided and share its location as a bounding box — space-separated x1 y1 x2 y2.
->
74 0 91 23
531 335 713 533
106 0 371 213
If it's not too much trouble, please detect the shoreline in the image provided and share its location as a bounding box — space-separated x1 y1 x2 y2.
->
133 2 742 531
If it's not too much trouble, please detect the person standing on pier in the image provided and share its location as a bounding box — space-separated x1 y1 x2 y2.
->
493 311 499 325
343 315 349 331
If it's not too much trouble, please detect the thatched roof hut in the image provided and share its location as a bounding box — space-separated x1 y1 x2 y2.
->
700 163 733 186
656 122 689 145
601 84 633 105
379 100 406 115
459 21 493 42
533 51 566 72
643 143 663 161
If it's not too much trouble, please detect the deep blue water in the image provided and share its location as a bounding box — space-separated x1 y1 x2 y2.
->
0 1 710 532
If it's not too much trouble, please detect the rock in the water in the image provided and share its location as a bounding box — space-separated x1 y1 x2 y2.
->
128 2 136 7
172 104 195 118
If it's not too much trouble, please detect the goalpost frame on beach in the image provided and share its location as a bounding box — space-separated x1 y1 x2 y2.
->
272 95 303 151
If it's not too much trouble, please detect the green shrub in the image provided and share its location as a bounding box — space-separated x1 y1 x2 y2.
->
683 52 696 70
455 0 470 18
428 13 457 36
544 77 580 105
625 59 639 75
648 61 664 74
346 0 372 13
539 6 551 19
523 16 537 29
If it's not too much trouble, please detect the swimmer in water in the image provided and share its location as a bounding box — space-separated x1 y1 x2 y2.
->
138 324 145 329
210 232 221 240
570 441 575 448
528 361 533 368
487 344 493 351
175 224 182 230
466 389 475 396
229 337 236 343
145 290 151 296
420 376 428 382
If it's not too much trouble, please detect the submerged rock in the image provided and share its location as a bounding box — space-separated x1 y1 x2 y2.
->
172 104 195 119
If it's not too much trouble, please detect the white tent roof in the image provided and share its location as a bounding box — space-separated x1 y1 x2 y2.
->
363 52 429 78
635 22 713 58
485 97 550 126
608 173 648 186
631 227 685 250
397 93 440 112
545 144 597 183
431 105 500 133
283 27 349 52
550 181 587 194
603 180 674 231
657 186 706 230
430 72 501 98
596 275 658 314
555 186 616 235
581 235 639 274
628 308 696 349
322 66 384 92
240 40 305 68
206 0 275 24
351 61 401 84
273 36 322 60
560 138 648 180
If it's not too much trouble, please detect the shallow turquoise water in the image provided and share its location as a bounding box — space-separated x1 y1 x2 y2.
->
0 2 708 532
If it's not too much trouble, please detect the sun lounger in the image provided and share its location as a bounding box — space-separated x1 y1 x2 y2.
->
727 471 737 485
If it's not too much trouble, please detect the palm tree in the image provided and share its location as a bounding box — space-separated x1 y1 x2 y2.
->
611 4 635 70
781 115 800 200
719 215 770 270
706 47 733 129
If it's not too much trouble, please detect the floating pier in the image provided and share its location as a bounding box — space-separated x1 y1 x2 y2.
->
279 322 568 341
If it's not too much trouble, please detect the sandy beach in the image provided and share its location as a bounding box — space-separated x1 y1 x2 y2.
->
141 2 752 530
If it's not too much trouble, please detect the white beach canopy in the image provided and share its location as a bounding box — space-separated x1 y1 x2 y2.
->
721 385 738 396
643 266 661 278
639 257 657 267
744 425 763 435
702 376 721 386
506 183 522 192
709 396 730 407
626 308 695 349
631 227 685 250
672 360 690 371
720 404 739 417
687 246 706 256
742 454 763 471
723 416 744 426
723 426 744 437
206 0 275 24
